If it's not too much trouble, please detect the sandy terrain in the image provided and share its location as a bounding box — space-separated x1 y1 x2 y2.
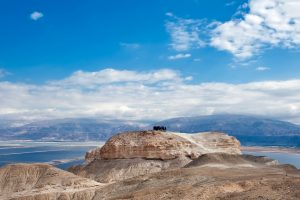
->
94 164 300 200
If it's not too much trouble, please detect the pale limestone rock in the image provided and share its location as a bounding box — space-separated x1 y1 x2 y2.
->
69 156 192 183
85 131 241 163
72 131 241 183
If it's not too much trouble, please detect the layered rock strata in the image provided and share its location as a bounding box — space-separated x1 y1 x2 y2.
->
85 131 241 163
0 163 102 200
71 131 241 183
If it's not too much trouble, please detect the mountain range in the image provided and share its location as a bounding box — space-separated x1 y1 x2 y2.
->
0 118 142 141
155 115 300 136
0 115 300 145
155 115 300 147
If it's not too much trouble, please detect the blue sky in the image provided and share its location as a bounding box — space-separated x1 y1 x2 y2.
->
1 0 300 83
1 0 300 123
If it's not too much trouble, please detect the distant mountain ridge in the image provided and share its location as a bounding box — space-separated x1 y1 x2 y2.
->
154 115 300 147
154 115 300 136
0 114 300 142
0 118 142 141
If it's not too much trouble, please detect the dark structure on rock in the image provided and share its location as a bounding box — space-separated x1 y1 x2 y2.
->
153 126 167 131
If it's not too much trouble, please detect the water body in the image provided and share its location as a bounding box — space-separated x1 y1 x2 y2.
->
237 136 300 148
243 150 300 168
0 141 102 169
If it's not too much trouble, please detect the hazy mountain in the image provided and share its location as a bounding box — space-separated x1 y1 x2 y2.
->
0 119 33 129
155 115 300 136
154 115 300 147
1 115 300 143
0 118 142 141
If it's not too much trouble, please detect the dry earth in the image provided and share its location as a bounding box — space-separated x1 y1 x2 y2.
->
94 164 300 200
0 163 102 200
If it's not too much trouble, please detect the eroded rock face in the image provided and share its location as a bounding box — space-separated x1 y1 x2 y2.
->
184 153 279 168
0 163 102 200
85 131 241 163
70 131 241 183
69 156 192 183
93 165 300 200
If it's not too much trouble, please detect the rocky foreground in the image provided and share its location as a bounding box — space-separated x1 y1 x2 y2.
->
1 131 300 200
0 163 102 200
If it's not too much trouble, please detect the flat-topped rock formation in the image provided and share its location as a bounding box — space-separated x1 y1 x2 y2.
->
85 131 241 163
0 163 102 200
70 131 241 183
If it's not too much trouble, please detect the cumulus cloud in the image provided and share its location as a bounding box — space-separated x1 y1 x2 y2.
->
50 68 182 87
211 0 300 59
1 68 300 123
165 13 205 51
30 11 44 21
166 1 300 60
168 53 191 60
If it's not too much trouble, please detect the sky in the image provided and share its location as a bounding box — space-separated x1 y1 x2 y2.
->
1 0 300 124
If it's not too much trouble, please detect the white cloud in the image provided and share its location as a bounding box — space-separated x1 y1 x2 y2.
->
1 68 300 124
211 0 300 59
30 11 44 21
226 1 236 7
165 12 174 17
256 66 271 71
168 53 191 60
50 68 182 87
166 14 205 51
185 76 193 81
166 1 300 60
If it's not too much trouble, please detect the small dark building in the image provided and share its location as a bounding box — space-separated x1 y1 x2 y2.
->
153 126 167 131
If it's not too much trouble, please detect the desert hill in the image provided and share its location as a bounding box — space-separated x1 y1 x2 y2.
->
69 131 241 183
0 163 102 200
184 153 278 168
93 161 300 200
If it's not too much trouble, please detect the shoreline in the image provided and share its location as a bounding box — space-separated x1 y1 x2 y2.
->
241 146 300 154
